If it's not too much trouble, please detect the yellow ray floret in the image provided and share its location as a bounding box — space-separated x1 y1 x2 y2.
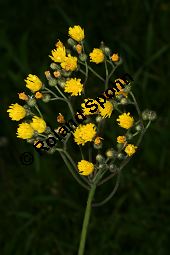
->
89 48 104 64
17 123 34 139
49 46 66 63
77 160 94 176
7 103 26 121
98 101 113 118
25 74 42 92
73 123 96 145
18 92 28 101
30 116 46 133
117 112 134 129
64 78 83 96
68 25 84 42
61 54 77 71
124 144 137 156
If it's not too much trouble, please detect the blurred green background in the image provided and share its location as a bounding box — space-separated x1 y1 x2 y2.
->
0 0 170 254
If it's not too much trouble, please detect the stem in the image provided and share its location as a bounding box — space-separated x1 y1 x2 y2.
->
78 183 96 255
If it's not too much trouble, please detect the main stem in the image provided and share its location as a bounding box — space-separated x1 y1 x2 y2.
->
78 183 96 255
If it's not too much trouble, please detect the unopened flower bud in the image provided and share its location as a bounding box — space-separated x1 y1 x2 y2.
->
109 164 118 173
48 78 57 87
124 84 131 93
67 38 76 47
95 116 103 123
50 63 58 70
61 70 72 77
117 153 125 160
42 94 51 103
103 47 111 56
106 149 115 158
79 53 87 62
44 71 51 80
120 98 128 105
53 71 61 78
27 98 36 107
135 123 143 131
96 154 105 162
57 79 65 88
142 109 157 121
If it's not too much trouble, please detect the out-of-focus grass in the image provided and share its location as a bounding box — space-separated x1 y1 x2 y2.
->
0 0 170 254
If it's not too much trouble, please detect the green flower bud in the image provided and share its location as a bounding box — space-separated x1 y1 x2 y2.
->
117 153 125 160
48 78 57 87
50 63 58 70
94 143 102 149
95 116 103 123
120 98 128 105
67 38 76 47
96 154 105 162
124 84 131 93
106 149 115 159
61 70 72 77
135 123 143 131
57 78 66 88
27 98 37 107
142 109 157 121
103 47 111 56
42 94 51 103
79 53 87 62
109 163 118 173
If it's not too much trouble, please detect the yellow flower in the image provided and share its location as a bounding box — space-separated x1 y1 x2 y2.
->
25 74 42 92
35 92 43 99
81 99 98 116
124 144 137 156
61 54 77 71
77 160 94 176
49 46 66 63
111 53 119 62
30 116 46 133
18 92 28 101
117 136 126 144
17 123 34 139
7 103 26 121
89 48 104 64
73 123 96 145
117 113 134 129
68 25 84 42
64 78 83 96
98 101 113 118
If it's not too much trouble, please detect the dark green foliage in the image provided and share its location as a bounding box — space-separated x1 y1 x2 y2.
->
0 0 170 254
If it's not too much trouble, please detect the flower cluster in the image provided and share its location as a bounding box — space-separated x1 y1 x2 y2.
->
7 25 155 183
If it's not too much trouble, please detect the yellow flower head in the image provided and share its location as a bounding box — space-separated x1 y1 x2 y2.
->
68 25 84 42
35 92 43 99
49 46 66 63
89 48 104 64
25 74 42 92
124 144 137 156
73 123 96 145
18 92 28 101
7 103 26 121
30 116 46 133
117 135 126 144
98 101 113 118
64 78 83 96
117 112 134 129
111 53 119 62
77 160 94 176
17 123 34 139
61 54 77 71
81 98 98 115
